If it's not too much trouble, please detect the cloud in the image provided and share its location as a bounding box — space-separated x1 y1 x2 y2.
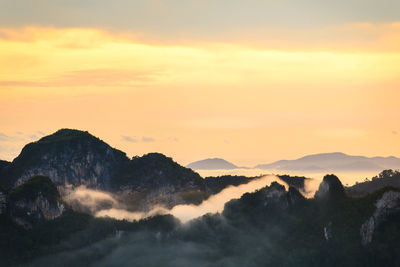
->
29 175 309 267
0 133 25 142
0 69 163 88
62 185 119 214
0 131 47 160
0 133 11 142
29 134 39 140
121 136 155 143
94 175 288 223
142 137 155 143
121 135 138 143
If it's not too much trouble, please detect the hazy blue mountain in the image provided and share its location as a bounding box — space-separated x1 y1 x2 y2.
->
255 152 400 172
186 158 238 170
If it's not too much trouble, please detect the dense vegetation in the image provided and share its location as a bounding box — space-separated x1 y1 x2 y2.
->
204 175 257 193
8 176 60 204
278 174 308 190
0 210 179 266
114 152 205 190
0 174 399 266
347 169 400 197
0 130 399 266
0 129 129 189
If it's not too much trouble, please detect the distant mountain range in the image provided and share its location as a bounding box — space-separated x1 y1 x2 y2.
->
187 152 400 172
255 152 400 172
2 129 400 266
186 158 238 170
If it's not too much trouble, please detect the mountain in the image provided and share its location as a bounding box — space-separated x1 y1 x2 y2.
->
0 129 129 189
0 160 10 171
3 174 399 266
0 129 256 210
4 175 65 229
346 169 400 197
255 152 400 172
186 158 238 170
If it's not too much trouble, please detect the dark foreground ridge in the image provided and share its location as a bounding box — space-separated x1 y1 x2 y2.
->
0 172 399 266
1 129 400 266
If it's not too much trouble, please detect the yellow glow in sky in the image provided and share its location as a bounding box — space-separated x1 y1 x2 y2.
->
0 26 399 167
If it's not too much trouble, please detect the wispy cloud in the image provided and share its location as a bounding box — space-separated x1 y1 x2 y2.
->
0 131 47 160
121 136 156 143
0 133 24 142
0 69 164 88
121 136 138 143
142 137 155 143
0 133 11 142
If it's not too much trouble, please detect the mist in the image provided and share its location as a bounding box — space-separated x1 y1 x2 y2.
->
301 178 321 198
25 175 329 267
62 175 295 223
168 175 288 222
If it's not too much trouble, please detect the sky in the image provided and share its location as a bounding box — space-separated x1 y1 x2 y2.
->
0 0 400 167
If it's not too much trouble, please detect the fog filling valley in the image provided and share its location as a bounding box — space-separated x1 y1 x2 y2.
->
62 175 318 223
27 175 322 267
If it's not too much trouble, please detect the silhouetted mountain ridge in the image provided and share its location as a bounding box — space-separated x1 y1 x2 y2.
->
186 158 238 170
0 129 256 210
255 152 400 172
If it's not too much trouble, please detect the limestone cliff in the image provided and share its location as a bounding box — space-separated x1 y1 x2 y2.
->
8 176 65 229
360 190 400 245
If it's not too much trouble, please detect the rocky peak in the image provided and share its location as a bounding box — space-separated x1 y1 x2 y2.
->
3 129 129 189
115 152 204 191
224 181 304 218
8 176 65 229
315 174 346 200
251 182 306 208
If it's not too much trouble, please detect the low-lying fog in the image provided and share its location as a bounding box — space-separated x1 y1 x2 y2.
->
196 168 379 186
63 174 319 224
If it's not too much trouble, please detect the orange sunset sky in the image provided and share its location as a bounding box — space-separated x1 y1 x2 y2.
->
0 0 399 166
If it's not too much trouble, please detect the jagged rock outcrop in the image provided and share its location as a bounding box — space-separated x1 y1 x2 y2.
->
223 182 305 218
116 153 204 191
360 190 400 245
11 195 65 229
315 174 346 200
8 176 65 229
0 129 313 212
1 129 129 189
0 130 205 203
